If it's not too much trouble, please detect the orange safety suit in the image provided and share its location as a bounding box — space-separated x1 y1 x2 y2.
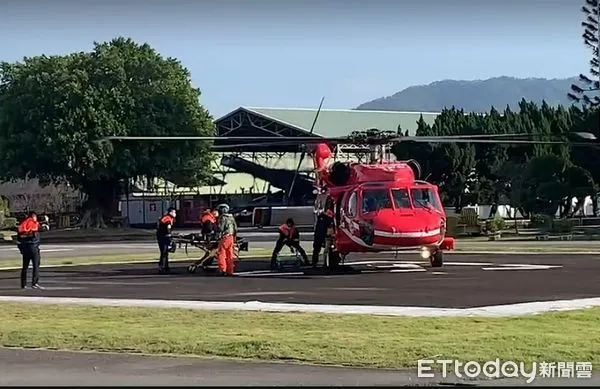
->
200 210 216 224
200 210 217 240
312 143 333 187
270 222 309 269
17 216 42 288
216 213 237 275
18 217 41 237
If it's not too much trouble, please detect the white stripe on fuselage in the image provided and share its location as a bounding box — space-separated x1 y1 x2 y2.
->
374 228 440 238
339 227 438 251
343 214 441 240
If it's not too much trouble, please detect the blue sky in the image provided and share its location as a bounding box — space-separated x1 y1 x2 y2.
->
0 0 590 118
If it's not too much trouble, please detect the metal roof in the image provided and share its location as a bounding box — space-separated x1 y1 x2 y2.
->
242 107 440 137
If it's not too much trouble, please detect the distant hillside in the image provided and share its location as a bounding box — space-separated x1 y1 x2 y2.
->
356 76 581 113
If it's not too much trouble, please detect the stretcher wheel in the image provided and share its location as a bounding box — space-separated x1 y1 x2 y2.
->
187 265 197 273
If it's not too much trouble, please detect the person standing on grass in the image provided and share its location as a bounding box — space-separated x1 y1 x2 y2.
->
17 211 50 289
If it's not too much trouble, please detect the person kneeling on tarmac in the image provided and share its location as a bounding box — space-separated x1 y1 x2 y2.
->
215 203 238 276
270 218 310 270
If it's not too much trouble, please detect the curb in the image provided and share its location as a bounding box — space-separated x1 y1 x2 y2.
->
2 295 600 317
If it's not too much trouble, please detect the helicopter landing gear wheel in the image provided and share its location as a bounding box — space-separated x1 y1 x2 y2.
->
430 250 443 268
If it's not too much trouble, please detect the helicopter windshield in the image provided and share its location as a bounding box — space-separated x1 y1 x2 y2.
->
410 188 442 211
361 189 392 213
391 189 411 209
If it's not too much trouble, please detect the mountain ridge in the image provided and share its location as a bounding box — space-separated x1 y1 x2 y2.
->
356 76 581 113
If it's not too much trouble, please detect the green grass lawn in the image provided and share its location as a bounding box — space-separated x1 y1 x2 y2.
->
0 249 274 269
1 303 599 369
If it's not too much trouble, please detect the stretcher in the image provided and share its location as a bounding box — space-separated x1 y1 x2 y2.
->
274 247 305 270
169 233 249 273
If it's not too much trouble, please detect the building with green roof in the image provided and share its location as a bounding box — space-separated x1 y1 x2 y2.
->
120 106 441 224
209 106 440 196
241 107 439 138
129 106 441 197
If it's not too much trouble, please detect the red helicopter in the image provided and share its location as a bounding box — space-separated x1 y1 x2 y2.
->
308 137 452 268
102 128 584 270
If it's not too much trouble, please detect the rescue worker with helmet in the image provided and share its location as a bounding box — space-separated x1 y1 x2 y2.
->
270 217 309 270
156 207 176 274
200 208 218 241
215 203 238 276
17 211 50 289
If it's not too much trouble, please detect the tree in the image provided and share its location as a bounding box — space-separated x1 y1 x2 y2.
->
0 37 215 227
393 108 477 211
392 115 435 179
569 0 600 107
471 106 510 207
519 154 595 218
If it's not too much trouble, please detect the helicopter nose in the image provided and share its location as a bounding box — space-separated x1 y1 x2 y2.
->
420 214 444 233
372 209 443 238
399 213 443 235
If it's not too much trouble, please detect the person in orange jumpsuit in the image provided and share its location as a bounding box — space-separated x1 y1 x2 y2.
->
312 143 333 187
17 211 50 289
156 207 176 274
200 208 217 241
215 203 238 276
270 217 309 270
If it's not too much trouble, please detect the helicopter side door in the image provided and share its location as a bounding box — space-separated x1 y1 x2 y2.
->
341 189 359 234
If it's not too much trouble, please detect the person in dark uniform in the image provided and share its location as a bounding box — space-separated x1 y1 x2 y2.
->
312 208 335 268
17 211 50 289
156 207 176 274
270 218 309 270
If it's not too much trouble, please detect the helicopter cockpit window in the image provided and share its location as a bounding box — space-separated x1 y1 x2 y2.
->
361 189 392 213
391 189 411 209
410 188 442 211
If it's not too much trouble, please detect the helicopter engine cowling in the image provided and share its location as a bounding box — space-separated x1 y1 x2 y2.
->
329 162 352 186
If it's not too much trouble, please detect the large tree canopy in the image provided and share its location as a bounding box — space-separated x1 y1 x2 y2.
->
391 102 599 216
569 0 600 107
0 37 215 226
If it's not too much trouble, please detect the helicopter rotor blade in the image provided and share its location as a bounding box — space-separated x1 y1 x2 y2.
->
398 137 597 146
100 131 600 148
101 136 325 141
287 96 324 203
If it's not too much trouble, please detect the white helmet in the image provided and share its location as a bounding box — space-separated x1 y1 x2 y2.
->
216 203 230 214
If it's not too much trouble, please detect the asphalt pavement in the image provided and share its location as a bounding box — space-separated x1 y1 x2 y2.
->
0 348 422 386
0 348 596 386
1 253 598 308
2 251 600 386
0 237 278 259
1 237 600 260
